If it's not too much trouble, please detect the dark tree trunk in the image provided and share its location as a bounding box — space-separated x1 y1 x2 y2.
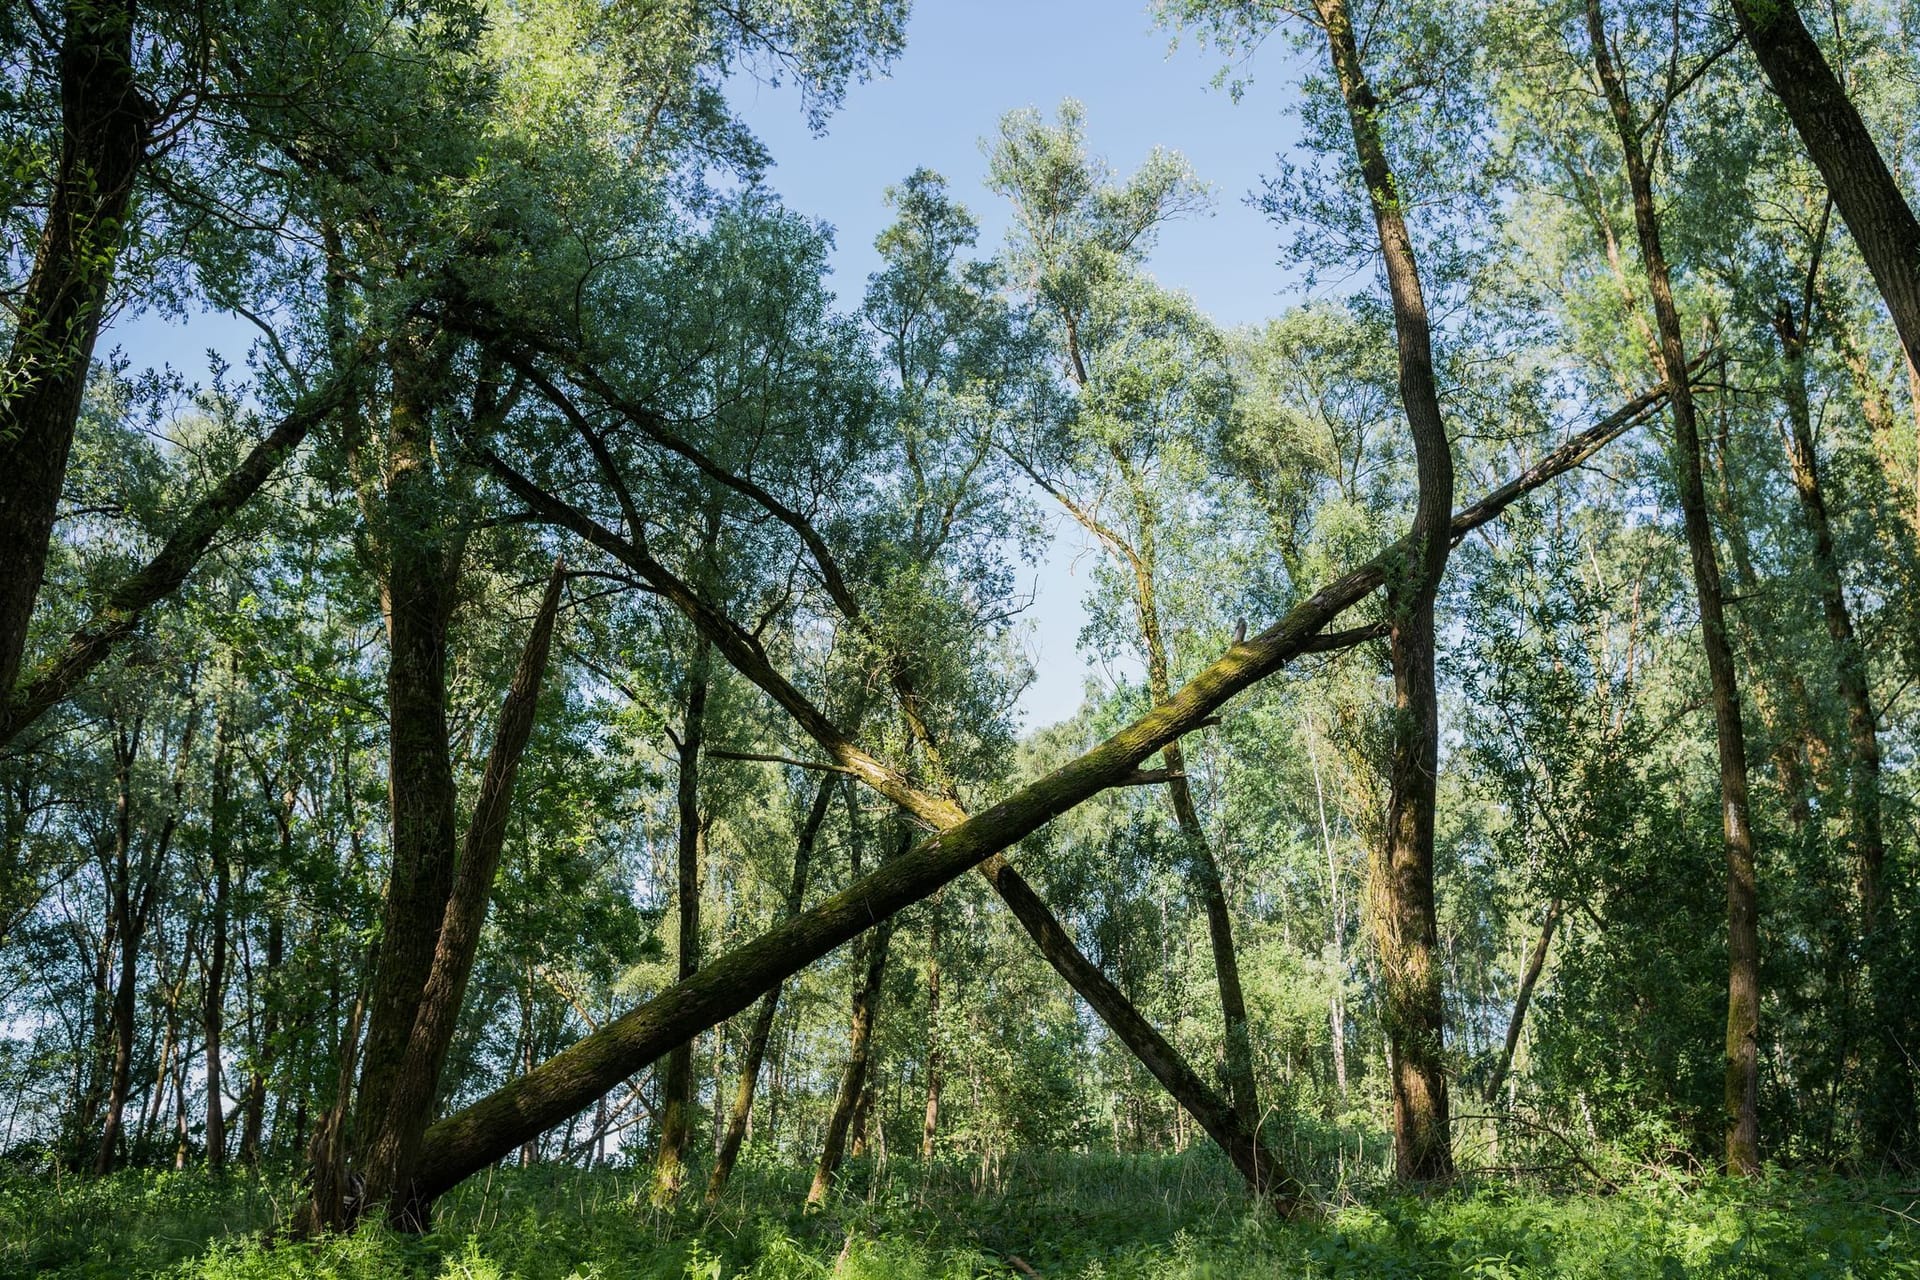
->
652 634 712 1205
352 341 464 1177
706 777 834 1204
203 704 234 1171
1147 644 1258 1132
96 702 194 1173
1312 0 1456 1182
0 0 149 703
0 384 345 745
357 561 566 1227
978 852 1307 1212
806 911 893 1208
241 903 283 1167
94 910 141 1175
1588 0 1764 1174
1054 392 1261 1135
1729 0 1920 367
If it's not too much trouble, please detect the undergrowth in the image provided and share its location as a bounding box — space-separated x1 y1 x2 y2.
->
3 1152 1916 1279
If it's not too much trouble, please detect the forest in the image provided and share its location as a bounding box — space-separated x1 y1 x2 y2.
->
3 0 1920 1274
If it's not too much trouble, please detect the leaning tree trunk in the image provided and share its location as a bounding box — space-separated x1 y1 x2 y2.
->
0 380 346 746
1484 901 1561 1105
1134 563 1260 1133
0 0 149 703
1313 0 1457 1182
1729 0 1920 368
706 776 835 1204
978 853 1307 1212
1588 0 1764 1174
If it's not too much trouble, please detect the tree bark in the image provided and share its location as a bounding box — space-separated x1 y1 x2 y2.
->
1143 601 1260 1133
1588 0 1764 1174
409 384 1673 1202
705 776 835 1204
1773 308 1886 927
1729 0 1920 367
240 872 284 1167
349 335 463 1200
652 633 713 1206
1773 304 1910 1158
0 0 150 703
203 698 235 1171
356 559 566 1227
1042 408 1261 1135
806 902 894 1208
921 902 942 1160
1312 0 1456 1182
96 700 195 1173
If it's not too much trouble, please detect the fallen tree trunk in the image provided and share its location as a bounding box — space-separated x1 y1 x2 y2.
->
409 378 1676 1203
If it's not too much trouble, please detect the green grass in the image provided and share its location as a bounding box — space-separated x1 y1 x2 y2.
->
3 1154 1917 1279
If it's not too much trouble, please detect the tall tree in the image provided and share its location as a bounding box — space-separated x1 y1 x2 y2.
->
1586 0 1765 1173
1305 0 1460 1180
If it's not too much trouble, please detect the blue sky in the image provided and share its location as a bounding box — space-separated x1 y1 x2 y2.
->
110 1 1316 732
731 2 1311 728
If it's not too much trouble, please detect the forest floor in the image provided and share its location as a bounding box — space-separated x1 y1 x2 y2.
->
4 1151 1917 1279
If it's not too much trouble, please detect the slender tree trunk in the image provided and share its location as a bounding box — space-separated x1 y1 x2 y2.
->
1156 710 1258 1131
95 902 141 1174
652 634 712 1205
243 781 292 1169
204 699 234 1172
706 777 835 1204
1313 0 1456 1182
0 0 149 702
1588 0 1764 1173
241 913 282 1166
1113 495 1260 1133
806 913 893 1208
1484 901 1561 1104
1774 310 1886 922
1049 433 1260 1133
94 722 162 1176
921 905 942 1160
1308 734 1348 1101
1728 0 1920 367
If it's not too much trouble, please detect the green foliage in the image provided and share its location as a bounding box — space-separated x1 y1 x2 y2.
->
4 1161 1917 1280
